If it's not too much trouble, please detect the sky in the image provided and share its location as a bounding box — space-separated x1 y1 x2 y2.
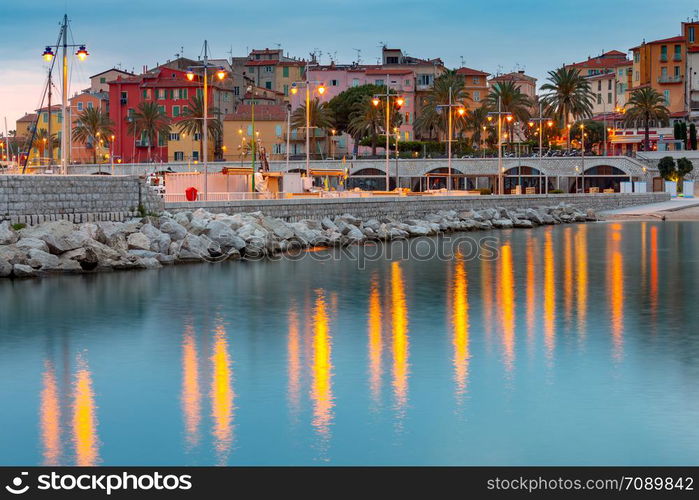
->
1 0 698 128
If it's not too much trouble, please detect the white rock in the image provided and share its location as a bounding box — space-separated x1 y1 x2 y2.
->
127 232 151 251
0 221 19 245
16 237 50 253
13 264 37 278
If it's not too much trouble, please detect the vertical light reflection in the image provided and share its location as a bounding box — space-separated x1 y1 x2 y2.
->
211 321 234 464
543 230 556 357
40 360 61 466
287 305 301 417
575 225 588 335
650 226 659 317
563 227 574 324
72 355 99 466
608 224 625 359
499 243 515 371
391 262 410 413
311 290 334 441
368 277 383 404
640 222 648 288
181 323 201 449
481 257 494 348
451 256 470 399
525 236 537 348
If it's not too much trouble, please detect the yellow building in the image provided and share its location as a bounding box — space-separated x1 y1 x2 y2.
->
166 130 212 163
15 106 63 165
222 104 289 163
244 49 305 101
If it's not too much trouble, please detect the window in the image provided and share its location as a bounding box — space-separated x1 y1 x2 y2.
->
100 77 106 84
121 91 128 100
273 143 284 154
473 90 480 102
663 90 670 105
275 125 282 137
173 106 180 117
597 81 601 91
157 105 165 115
634 52 639 63
473 76 480 84
182 106 188 115
77 102 84 111
283 84 289 96
619 68 624 77
386 56 399 64
283 66 289 78
660 45 668 61
179 89 188 100
330 79 338 86
608 92 612 104
674 66 681 78
247 125 253 136
597 94 601 104
417 74 433 86
142 89 148 99
404 79 410 86
608 79 612 90
169 133 180 141
264 66 273 73
233 86 240 96
174 151 184 161
661 67 668 79
690 27 696 43
265 81 272 89
196 88 203 99
635 70 639 81
42 112 48 123
192 151 199 160
375 79 384 86
352 78 360 87
194 133 201 141
674 44 682 61
87 102 93 110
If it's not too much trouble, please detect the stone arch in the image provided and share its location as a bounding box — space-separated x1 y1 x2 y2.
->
575 164 631 193
347 168 389 191
503 165 545 193
422 167 473 191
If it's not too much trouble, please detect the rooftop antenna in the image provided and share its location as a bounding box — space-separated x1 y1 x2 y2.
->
353 48 361 64
275 42 281 50
460 55 465 67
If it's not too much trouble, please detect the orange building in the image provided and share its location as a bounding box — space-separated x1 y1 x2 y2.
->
455 67 490 110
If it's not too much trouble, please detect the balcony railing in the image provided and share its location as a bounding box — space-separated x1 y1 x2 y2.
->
660 54 668 62
673 54 682 61
658 75 683 83
691 101 699 111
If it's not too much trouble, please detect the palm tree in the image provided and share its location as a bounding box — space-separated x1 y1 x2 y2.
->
291 98 335 159
486 81 532 143
414 71 470 140
33 129 58 163
127 101 171 162
463 105 491 149
177 95 223 161
540 66 595 131
347 97 383 156
624 87 670 152
72 107 115 164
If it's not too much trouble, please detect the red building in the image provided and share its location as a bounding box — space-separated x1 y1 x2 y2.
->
108 62 234 163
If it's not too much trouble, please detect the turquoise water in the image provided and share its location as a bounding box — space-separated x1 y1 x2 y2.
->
1 221 699 466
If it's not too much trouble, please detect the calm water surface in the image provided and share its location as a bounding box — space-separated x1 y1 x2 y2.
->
1 221 699 465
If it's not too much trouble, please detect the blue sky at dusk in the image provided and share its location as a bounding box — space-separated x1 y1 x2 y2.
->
1 0 697 125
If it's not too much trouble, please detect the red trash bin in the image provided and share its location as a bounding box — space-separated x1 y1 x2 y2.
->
185 187 198 202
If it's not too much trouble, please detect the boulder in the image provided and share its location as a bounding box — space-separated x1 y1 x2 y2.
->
20 220 89 254
140 223 171 254
0 221 19 245
513 219 534 228
0 245 28 265
406 225 430 236
138 257 162 269
173 211 192 227
344 225 366 243
159 219 188 241
321 217 339 231
27 248 61 270
176 234 209 261
16 237 50 253
127 232 151 251
364 219 381 232
62 247 99 271
57 256 83 272
205 221 246 251
0 258 12 277
492 219 514 229
12 264 37 278
260 216 294 240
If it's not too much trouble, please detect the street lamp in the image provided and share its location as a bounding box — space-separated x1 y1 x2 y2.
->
290 63 325 178
372 76 404 191
487 96 513 195
436 86 466 191
186 40 226 201
529 101 553 193
38 16 87 175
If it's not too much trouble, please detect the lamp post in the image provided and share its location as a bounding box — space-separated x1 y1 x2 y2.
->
186 40 226 201
285 103 291 171
487 96 512 194
528 101 553 193
290 63 325 178
40 15 88 175
436 86 466 191
372 77 404 190
393 126 400 188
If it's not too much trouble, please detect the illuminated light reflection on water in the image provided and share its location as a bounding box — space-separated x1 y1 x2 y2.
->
1 222 699 465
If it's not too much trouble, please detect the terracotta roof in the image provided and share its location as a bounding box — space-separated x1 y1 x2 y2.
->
17 113 38 122
89 68 134 79
456 67 490 77
245 60 279 66
365 68 413 75
688 46 699 53
630 35 685 50
36 105 62 113
224 104 288 121
490 72 537 83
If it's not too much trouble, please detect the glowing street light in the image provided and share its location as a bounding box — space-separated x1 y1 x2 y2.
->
75 45 89 61
372 77 405 190
290 64 327 177
42 46 55 62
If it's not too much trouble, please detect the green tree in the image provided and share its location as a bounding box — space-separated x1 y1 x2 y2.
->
347 96 403 156
127 101 171 162
680 122 688 149
463 105 491 149
571 120 604 151
32 128 58 163
690 123 697 150
177 95 223 161
540 66 595 131
624 88 670 152
291 98 335 159
414 70 469 140
327 84 384 135
72 107 115 164
486 80 532 143
674 122 682 141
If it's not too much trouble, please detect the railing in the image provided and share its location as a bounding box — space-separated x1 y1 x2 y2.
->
658 75 683 83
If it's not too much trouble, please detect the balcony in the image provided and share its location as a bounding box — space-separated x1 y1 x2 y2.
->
658 75 683 84
135 140 151 148
660 54 668 62
673 54 682 62
691 101 699 111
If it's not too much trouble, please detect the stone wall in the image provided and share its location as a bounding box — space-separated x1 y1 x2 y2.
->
0 175 163 225
165 192 670 222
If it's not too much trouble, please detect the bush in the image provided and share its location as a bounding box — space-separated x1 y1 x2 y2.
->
478 188 492 195
11 223 26 231
549 189 565 194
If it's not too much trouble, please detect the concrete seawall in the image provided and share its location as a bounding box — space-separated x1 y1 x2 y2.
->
0 175 163 225
166 193 670 222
